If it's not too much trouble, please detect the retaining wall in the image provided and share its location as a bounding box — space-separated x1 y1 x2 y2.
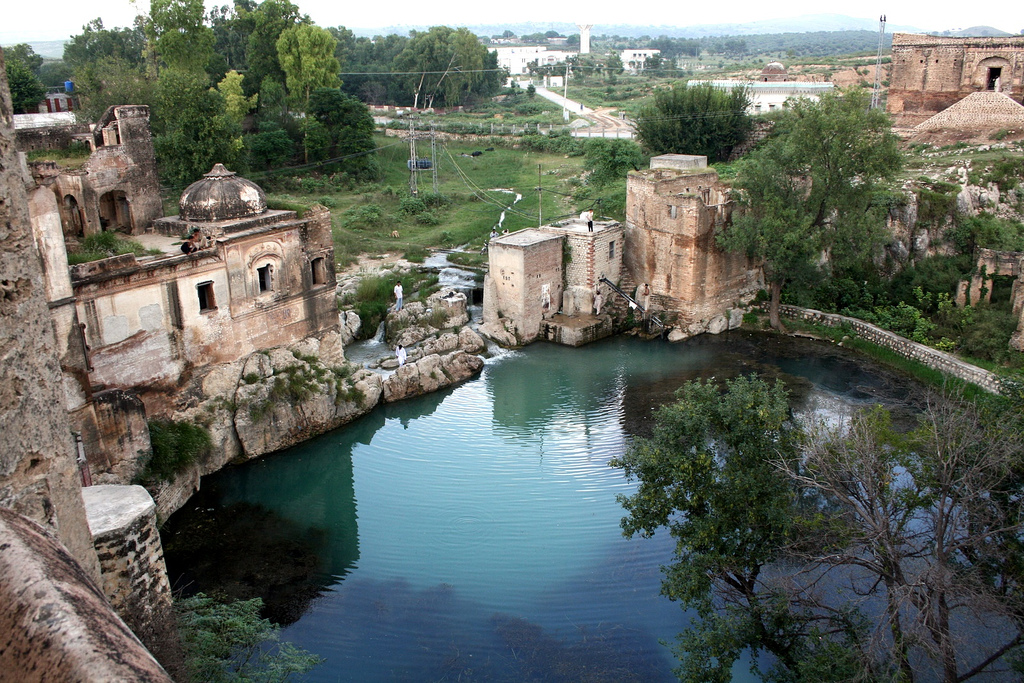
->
779 305 1003 394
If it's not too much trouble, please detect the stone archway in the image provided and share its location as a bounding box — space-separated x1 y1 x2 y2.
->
98 191 132 232
976 56 1012 92
62 194 85 238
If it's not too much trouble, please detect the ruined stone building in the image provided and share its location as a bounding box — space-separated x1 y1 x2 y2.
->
482 219 624 346
483 154 761 345
624 155 761 336
887 33 1024 126
20 104 162 237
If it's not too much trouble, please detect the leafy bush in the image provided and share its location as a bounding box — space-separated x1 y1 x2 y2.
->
399 196 427 215
415 210 441 226
344 203 385 227
176 593 322 683
403 246 428 263
141 420 212 482
950 213 1024 253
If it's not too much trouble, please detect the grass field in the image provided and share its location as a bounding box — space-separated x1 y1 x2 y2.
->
265 135 587 266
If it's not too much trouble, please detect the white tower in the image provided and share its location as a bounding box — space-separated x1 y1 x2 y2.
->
577 24 593 54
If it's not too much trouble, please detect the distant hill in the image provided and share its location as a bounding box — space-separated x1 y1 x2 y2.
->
356 14 923 39
940 26 1014 37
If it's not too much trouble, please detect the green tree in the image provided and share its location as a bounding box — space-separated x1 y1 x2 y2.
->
72 56 155 122
5 57 46 114
176 593 322 682
633 81 751 162
718 89 902 329
63 18 147 70
217 70 258 125
4 44 43 74
584 138 645 188
393 26 501 108
303 88 376 178
149 0 216 73
610 377 843 682
152 69 241 186
275 23 339 110
242 0 305 98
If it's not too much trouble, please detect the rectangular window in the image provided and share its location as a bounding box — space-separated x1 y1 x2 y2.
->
608 241 615 259
257 264 273 292
197 281 216 312
311 257 326 286
669 205 677 219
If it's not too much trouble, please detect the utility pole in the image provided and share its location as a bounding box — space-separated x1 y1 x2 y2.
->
430 123 438 194
537 164 542 228
563 62 570 121
871 15 887 110
408 119 418 196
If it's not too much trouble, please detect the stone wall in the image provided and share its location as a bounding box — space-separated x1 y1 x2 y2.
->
888 33 1024 122
83 485 178 666
0 509 172 683
0 46 101 582
779 305 1003 394
483 228 564 343
624 166 761 327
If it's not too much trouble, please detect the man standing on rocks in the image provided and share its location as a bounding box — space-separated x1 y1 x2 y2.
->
394 281 404 312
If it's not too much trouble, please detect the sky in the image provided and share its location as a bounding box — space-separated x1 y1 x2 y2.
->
1 0 1021 45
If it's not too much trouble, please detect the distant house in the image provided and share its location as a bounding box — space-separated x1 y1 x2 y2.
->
692 64 834 114
621 49 660 72
492 46 576 76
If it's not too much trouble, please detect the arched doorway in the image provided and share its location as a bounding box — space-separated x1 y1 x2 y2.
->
98 190 132 232
62 194 85 238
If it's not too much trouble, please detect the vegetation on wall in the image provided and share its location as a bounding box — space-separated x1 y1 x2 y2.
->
141 419 212 482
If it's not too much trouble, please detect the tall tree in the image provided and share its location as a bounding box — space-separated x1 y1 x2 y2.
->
303 88 376 178
72 56 155 122
275 24 339 110
217 70 257 125
718 89 902 329
152 69 241 186
5 57 46 114
789 396 1024 682
633 81 751 162
610 377 849 682
149 0 216 74
4 44 43 74
242 0 305 98
393 26 501 108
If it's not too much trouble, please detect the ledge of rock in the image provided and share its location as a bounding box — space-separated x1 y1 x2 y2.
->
382 350 484 403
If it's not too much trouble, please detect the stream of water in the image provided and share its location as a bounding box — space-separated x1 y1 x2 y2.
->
163 332 923 681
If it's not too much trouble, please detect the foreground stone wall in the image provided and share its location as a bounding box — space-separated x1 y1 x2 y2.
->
0 47 101 582
779 305 1003 393
83 486 178 667
0 509 172 683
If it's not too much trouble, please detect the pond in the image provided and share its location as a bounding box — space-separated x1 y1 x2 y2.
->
162 332 924 682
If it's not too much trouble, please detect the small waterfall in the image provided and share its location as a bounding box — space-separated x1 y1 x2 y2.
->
488 188 524 231
373 321 386 343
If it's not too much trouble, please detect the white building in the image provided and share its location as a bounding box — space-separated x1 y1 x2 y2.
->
493 46 577 76
693 80 835 114
621 49 661 72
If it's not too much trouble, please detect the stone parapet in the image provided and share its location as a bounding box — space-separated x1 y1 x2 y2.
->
0 509 172 682
778 305 1003 394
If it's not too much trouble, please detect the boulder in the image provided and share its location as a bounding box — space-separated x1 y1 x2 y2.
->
382 350 484 403
707 315 729 335
340 311 361 346
667 327 690 343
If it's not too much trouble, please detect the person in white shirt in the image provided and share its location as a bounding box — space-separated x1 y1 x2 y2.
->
394 282 404 311
396 344 407 367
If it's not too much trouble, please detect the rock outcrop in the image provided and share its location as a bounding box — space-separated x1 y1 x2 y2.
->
382 350 484 403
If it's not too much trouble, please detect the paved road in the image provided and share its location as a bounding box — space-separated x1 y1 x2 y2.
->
534 87 635 138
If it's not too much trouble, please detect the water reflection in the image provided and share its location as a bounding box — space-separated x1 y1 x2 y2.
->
163 331 926 681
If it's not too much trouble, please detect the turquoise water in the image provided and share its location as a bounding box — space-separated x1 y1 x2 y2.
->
163 333 921 681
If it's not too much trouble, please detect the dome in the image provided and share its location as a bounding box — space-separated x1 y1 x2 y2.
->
179 164 267 222
762 62 787 74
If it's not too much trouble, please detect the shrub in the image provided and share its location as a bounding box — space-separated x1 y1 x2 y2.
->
399 196 427 215
141 420 212 482
67 231 157 265
176 593 322 683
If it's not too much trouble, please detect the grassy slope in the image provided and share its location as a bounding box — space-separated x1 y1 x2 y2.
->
267 136 586 264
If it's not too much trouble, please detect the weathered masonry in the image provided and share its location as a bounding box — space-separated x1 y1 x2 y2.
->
887 33 1024 125
624 155 761 334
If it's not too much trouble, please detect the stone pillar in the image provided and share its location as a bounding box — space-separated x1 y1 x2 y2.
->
0 46 101 582
83 485 180 669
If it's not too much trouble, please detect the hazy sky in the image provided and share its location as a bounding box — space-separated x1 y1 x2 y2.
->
1 0 1021 44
